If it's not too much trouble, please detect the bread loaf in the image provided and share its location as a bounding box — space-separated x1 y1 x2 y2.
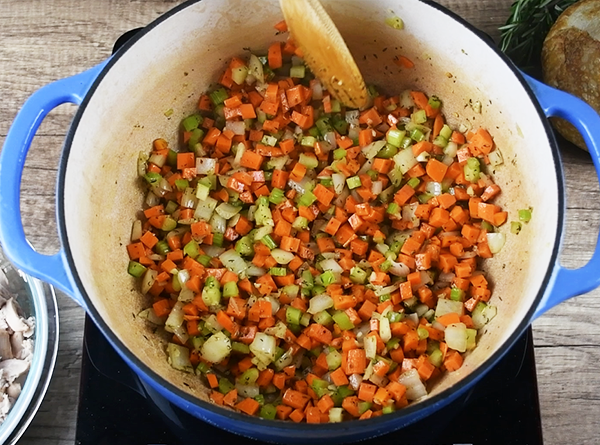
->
542 0 600 151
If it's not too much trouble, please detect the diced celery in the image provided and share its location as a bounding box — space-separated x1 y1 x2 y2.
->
290 65 305 78
310 378 331 398
439 124 452 140
346 176 362 189
428 348 443 367
333 149 347 160
377 143 398 159
218 376 235 394
212 232 224 247
181 114 203 132
325 348 342 370
292 216 309 230
261 234 278 250
464 157 481 183
428 95 442 109
385 15 404 30
269 267 287 276
519 208 532 222
183 240 200 258
209 88 229 106
269 187 285 205
223 281 239 298
511 221 522 234
417 326 429 340
286 306 303 325
411 109 427 124
450 287 465 302
350 266 367 284
188 128 205 150
319 270 335 286
313 310 334 326
259 404 277 420
202 276 221 306
235 235 254 256
127 261 147 278
329 407 344 423
198 254 212 267
332 311 354 330
466 328 477 350
386 129 405 148
301 135 316 147
297 190 317 207
239 367 260 384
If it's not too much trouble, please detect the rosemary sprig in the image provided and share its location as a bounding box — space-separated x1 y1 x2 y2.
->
499 0 578 68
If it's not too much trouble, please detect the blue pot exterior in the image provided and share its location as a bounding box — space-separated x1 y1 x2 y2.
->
3 0 600 442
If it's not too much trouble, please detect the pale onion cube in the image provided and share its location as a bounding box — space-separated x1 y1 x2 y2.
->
444 322 468 353
201 332 231 363
249 333 277 364
271 248 295 265
364 334 378 360
379 316 392 342
487 232 506 254
398 369 427 401
167 343 194 373
307 294 334 315
434 298 464 318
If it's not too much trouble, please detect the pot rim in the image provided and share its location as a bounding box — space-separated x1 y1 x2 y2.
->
56 0 564 432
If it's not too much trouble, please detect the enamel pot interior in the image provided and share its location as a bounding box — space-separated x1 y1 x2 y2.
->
60 0 560 435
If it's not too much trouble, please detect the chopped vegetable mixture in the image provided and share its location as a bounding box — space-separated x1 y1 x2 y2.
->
127 23 505 423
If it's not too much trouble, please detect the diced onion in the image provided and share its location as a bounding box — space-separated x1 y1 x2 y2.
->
226 120 246 135
216 202 242 220
371 181 383 195
393 148 418 174
425 181 442 196
196 157 217 175
271 248 295 265
379 316 391 342
486 232 506 254
236 382 260 398
201 332 232 363
311 79 323 100
194 196 218 221
361 140 386 160
348 373 363 391
165 301 185 333
307 294 334 314
389 261 410 277
219 249 249 277
141 269 158 295
137 308 166 325
167 343 194 372
249 332 277 364
319 258 343 275
332 173 346 195
444 322 468 353
364 335 377 360
398 369 427 400
435 298 464 318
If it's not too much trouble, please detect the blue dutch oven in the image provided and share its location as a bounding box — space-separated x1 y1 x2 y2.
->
1 0 600 443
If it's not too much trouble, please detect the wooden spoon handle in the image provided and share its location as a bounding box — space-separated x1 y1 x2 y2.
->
280 0 369 109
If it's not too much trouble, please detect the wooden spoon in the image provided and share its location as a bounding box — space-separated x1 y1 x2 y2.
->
279 0 369 109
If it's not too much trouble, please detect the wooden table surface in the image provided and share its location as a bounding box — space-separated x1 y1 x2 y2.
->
1 1 599 444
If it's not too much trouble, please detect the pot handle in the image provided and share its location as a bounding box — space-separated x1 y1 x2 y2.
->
524 75 600 318
0 60 109 307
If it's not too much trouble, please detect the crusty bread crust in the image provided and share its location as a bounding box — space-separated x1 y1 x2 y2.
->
542 0 600 151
